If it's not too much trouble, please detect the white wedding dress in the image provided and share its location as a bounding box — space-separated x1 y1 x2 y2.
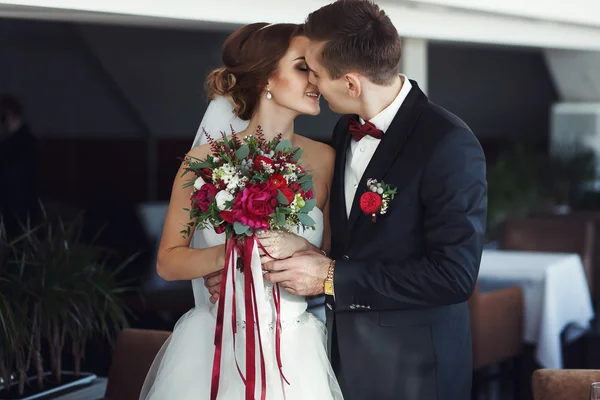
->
140 207 343 399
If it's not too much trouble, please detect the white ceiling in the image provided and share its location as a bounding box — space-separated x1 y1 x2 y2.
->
3 1 600 51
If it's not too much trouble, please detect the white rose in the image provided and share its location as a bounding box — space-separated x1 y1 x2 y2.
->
215 190 234 210
193 177 205 190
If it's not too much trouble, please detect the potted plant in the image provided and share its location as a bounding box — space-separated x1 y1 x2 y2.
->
541 149 597 212
0 207 139 399
486 144 546 240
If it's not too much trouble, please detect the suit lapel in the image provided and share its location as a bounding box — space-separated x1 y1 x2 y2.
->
330 116 353 245
346 81 428 235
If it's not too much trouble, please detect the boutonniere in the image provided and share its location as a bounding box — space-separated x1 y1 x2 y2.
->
359 178 397 222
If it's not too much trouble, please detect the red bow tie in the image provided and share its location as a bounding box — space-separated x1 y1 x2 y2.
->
348 118 383 142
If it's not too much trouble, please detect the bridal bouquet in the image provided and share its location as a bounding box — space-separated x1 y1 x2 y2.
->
181 126 315 400
181 126 317 241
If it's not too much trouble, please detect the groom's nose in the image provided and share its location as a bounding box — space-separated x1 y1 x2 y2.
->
308 71 317 86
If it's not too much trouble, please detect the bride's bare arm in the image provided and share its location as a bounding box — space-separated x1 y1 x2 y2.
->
157 144 226 281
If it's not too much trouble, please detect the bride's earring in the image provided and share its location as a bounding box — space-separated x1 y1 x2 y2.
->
266 88 272 100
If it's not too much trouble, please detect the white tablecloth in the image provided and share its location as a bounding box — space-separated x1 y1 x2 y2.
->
479 250 595 369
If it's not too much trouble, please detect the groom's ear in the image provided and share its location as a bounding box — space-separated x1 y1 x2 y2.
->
344 73 362 98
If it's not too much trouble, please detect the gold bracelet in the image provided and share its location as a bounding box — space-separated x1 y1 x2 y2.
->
324 260 335 295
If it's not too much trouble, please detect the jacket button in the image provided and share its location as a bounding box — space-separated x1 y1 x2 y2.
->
342 255 350 260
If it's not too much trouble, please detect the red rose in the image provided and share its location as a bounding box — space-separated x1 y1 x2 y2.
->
280 188 295 204
360 192 382 214
193 183 218 212
220 210 236 224
290 183 302 192
231 182 278 230
214 224 226 234
269 174 287 189
253 156 274 171
305 189 314 200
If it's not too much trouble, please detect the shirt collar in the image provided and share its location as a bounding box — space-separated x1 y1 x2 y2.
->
359 74 412 134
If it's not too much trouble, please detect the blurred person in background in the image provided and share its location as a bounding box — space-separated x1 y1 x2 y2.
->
0 94 38 240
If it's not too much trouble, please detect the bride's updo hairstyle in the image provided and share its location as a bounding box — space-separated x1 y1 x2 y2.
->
206 23 304 120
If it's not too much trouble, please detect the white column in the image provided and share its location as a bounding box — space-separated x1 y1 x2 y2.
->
401 38 428 94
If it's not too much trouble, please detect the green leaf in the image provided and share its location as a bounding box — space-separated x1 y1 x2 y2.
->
275 140 292 153
276 212 286 227
236 145 250 160
234 222 249 235
277 190 290 205
291 148 303 162
300 180 313 192
302 199 317 212
188 161 212 169
297 213 315 227
297 174 311 184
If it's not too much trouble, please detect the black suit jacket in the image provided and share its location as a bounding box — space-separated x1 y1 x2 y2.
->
327 81 487 400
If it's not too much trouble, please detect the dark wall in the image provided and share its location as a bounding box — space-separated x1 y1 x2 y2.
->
427 42 558 142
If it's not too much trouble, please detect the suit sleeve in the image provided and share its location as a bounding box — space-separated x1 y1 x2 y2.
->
332 128 487 311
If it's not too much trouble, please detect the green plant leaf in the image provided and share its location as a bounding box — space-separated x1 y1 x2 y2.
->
236 145 250 160
297 213 315 227
277 190 290 205
234 222 249 235
300 180 313 192
302 199 317 212
291 148 303 162
276 212 286 227
297 174 311 184
275 140 292 153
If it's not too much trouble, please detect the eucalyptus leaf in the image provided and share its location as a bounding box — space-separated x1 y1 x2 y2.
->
301 180 313 192
234 222 250 235
297 174 311 184
277 190 290 205
236 145 250 160
298 213 315 227
275 140 292 153
302 199 317 212
276 212 286 227
291 148 303 162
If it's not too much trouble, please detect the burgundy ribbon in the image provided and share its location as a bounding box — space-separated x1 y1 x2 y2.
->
211 236 273 400
210 238 234 400
257 240 290 392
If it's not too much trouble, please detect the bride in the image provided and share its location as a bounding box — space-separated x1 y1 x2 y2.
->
140 22 342 399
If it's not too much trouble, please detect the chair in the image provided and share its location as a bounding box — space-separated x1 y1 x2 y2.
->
532 369 600 400
501 217 595 293
469 283 524 399
104 328 171 400
529 211 600 302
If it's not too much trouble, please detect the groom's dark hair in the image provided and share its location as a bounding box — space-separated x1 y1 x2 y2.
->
304 0 401 86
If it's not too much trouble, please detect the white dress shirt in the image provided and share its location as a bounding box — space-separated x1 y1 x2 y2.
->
344 75 412 217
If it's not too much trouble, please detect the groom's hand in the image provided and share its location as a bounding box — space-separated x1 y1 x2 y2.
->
263 250 330 296
204 269 223 304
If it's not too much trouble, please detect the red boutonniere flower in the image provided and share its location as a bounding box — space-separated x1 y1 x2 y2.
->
359 178 397 222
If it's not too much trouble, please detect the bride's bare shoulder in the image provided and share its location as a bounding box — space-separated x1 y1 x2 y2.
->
186 142 213 160
294 134 335 173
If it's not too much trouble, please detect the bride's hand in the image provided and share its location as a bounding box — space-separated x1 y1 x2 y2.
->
256 230 310 263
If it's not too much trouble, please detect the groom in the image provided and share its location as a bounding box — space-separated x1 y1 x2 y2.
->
263 1 487 399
